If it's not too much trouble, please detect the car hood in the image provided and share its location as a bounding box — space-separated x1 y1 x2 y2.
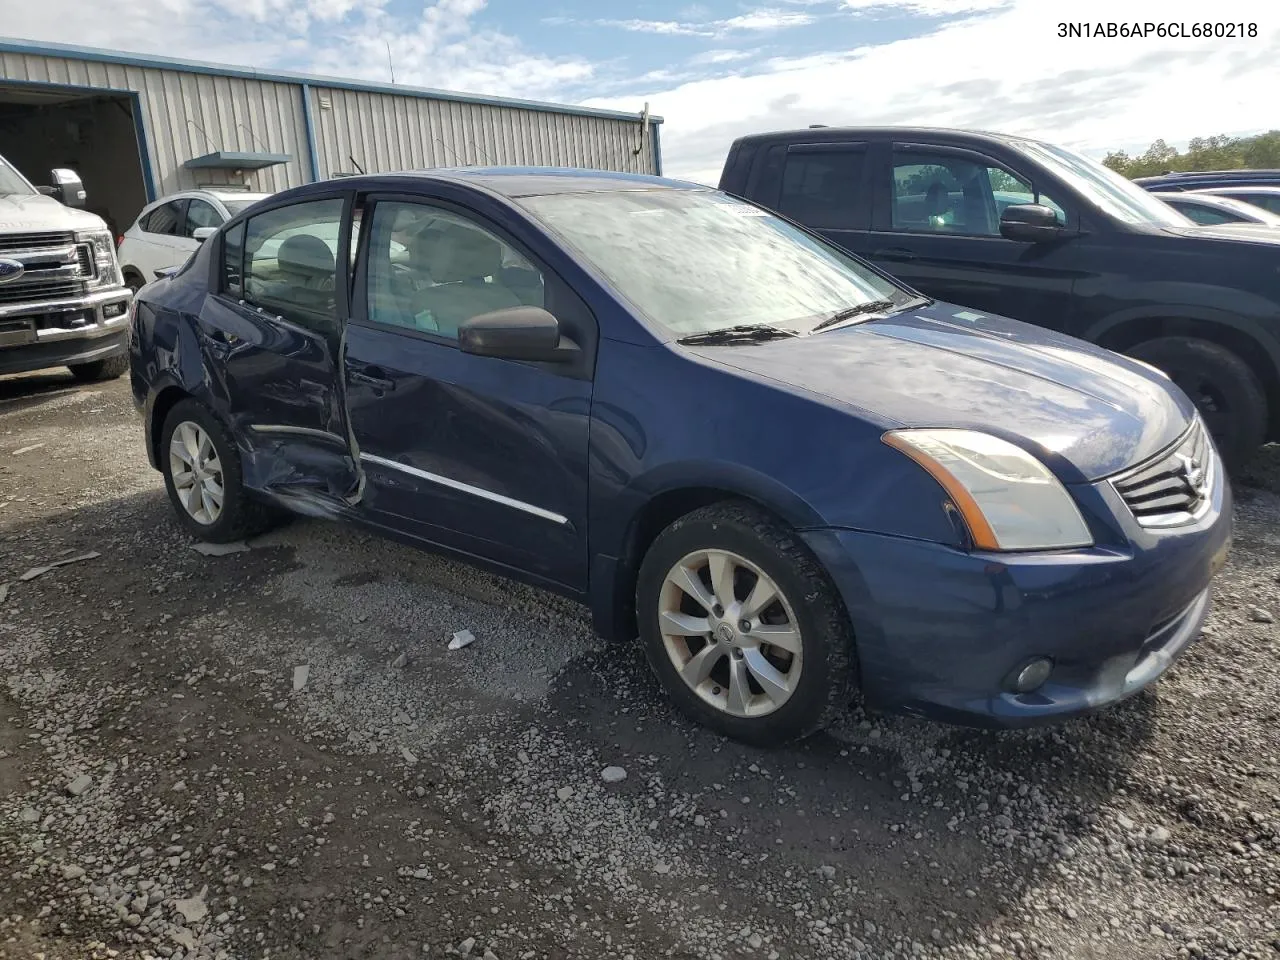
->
691 302 1195 482
0 193 108 233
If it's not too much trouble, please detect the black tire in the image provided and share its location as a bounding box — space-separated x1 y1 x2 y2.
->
636 501 855 746
160 398 278 543
68 354 129 382
1127 336 1266 473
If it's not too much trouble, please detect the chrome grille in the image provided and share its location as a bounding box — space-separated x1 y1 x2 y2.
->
0 232 92 304
0 231 74 254
1112 419 1214 527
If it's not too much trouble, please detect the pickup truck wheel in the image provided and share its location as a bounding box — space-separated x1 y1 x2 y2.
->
160 398 277 543
636 501 855 746
1127 336 1265 473
68 355 129 381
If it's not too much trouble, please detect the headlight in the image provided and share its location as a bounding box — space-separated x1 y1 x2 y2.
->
883 429 1093 551
76 228 123 288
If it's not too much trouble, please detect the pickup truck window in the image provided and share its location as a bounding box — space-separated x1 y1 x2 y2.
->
778 149 864 228
1009 139 1191 228
0 155 33 196
892 152 1065 235
521 188 903 338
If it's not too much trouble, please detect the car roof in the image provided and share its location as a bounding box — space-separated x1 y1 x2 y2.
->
1198 184 1280 195
287 167 707 201
727 125 1034 147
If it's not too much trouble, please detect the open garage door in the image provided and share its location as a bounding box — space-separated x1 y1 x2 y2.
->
0 82 149 238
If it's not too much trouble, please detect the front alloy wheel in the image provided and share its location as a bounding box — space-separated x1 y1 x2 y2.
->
637 501 855 745
658 549 802 718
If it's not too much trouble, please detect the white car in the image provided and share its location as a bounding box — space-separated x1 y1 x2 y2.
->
117 189 270 291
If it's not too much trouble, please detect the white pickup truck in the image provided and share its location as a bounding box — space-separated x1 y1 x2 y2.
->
0 153 133 381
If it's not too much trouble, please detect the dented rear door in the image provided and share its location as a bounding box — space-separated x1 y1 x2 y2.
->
194 190 362 509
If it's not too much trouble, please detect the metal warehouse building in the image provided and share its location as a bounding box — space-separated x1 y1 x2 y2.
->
0 38 663 237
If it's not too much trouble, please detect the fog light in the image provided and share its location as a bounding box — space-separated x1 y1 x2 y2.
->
103 302 126 318
1011 657 1053 693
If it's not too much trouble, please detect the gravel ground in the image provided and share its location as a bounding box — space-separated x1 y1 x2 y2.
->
1 370 1278 960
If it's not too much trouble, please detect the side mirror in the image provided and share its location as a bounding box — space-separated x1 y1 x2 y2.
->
192 226 217 243
154 266 180 280
44 168 86 208
458 306 577 362
999 203 1063 243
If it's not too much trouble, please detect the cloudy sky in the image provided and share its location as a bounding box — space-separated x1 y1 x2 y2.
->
7 0 1277 183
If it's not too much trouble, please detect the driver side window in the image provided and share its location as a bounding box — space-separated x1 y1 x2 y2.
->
365 201 545 341
234 198 344 337
892 152 1066 235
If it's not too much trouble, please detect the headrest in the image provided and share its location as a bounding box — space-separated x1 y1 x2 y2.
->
417 222 504 283
925 181 947 214
277 233 335 276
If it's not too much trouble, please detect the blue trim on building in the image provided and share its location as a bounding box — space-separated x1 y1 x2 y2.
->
0 37 665 126
652 121 663 177
300 83 322 183
130 93 158 202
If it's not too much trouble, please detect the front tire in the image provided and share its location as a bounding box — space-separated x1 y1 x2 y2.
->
68 355 129 381
160 399 276 543
1126 336 1265 473
636 501 855 746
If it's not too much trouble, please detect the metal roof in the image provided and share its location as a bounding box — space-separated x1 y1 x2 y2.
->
0 37 663 126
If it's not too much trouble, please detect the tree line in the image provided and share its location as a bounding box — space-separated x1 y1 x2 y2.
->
1103 130 1280 179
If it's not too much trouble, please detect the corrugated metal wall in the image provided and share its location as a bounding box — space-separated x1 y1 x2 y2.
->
311 86 655 178
0 50 657 206
0 51 310 196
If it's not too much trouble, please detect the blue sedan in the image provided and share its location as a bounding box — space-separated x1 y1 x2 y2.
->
128 168 1232 745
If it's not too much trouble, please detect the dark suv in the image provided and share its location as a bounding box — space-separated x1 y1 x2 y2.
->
719 127 1280 470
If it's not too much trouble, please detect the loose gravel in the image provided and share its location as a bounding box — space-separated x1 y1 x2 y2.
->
1 371 1278 960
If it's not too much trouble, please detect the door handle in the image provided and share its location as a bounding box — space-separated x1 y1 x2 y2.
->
350 367 396 391
871 247 918 261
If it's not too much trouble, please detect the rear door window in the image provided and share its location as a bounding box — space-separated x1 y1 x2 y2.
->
229 198 346 337
776 148 866 229
142 200 187 236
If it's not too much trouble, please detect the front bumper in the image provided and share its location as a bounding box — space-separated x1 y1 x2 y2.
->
803 470 1233 728
0 289 132 376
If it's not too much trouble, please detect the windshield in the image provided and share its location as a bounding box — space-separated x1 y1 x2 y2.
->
1010 139 1194 228
223 198 265 216
0 155 35 197
518 188 908 337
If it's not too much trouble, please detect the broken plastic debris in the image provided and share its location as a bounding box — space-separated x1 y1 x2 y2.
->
293 665 310 692
173 886 208 925
12 443 44 456
190 541 250 557
448 629 476 651
19 551 101 582
401 746 418 764
0 582 8 605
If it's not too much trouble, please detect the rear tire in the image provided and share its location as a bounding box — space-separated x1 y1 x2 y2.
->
1126 336 1265 473
636 501 855 746
68 355 129 382
160 398 278 543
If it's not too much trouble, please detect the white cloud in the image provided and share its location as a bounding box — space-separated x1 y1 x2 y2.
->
840 0 1011 14
581 0 1278 184
558 8 817 39
689 49 759 65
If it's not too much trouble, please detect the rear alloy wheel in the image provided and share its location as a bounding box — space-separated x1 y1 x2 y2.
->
1126 336 1265 473
68 355 129 381
169 420 225 526
637 502 855 746
160 398 278 543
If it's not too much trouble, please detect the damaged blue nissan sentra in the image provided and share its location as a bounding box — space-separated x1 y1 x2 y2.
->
128 168 1232 745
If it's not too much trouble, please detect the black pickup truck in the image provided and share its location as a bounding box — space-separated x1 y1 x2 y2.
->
718 127 1280 470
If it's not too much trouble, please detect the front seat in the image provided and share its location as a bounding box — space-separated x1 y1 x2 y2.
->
409 223 522 337
275 233 336 308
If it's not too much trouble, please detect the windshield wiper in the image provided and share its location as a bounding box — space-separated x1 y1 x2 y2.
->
676 324 798 345
810 299 902 333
